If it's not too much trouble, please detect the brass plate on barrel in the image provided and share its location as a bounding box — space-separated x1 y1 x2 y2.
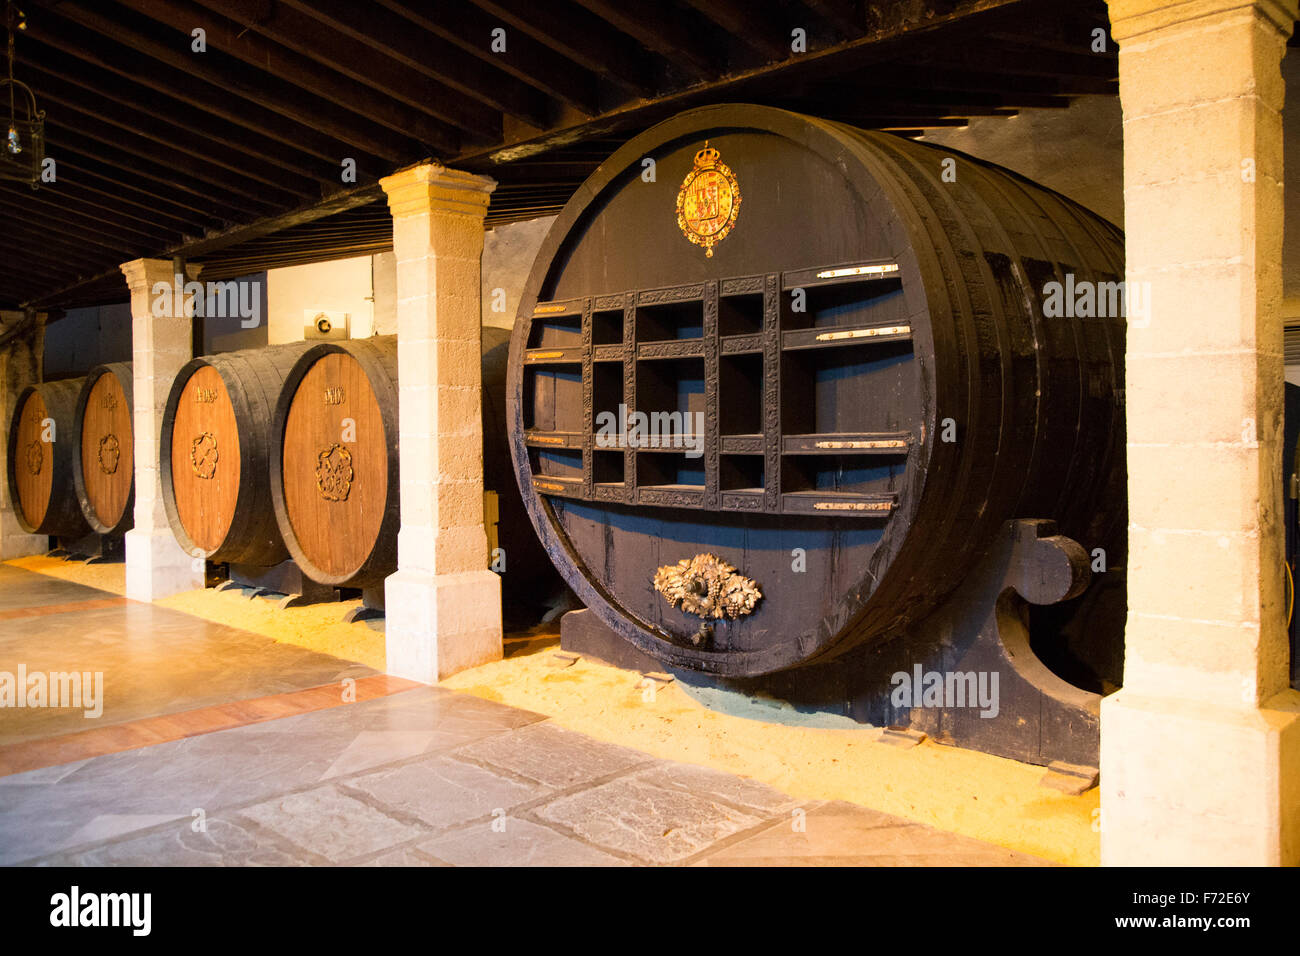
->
170 366 240 554
281 352 386 579
675 142 740 258
81 371 133 529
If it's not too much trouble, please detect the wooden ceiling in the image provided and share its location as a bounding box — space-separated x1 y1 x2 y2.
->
1 0 1121 311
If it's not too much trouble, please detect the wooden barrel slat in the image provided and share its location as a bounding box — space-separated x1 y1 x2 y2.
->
7 377 91 539
72 362 134 535
505 104 1127 682
161 342 312 565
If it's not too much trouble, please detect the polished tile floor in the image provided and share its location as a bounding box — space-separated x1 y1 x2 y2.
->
0 563 1049 866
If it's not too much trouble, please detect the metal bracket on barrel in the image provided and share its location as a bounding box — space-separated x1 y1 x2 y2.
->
899 518 1103 772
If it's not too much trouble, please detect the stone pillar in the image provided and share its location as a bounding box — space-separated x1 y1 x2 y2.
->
1104 0 1300 865
0 311 48 558
380 163 503 683
120 258 205 601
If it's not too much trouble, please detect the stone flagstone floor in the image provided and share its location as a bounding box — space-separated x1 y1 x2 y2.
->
0 563 1050 866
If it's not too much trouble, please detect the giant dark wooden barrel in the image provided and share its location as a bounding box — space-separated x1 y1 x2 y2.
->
161 342 312 565
507 104 1126 679
7 377 91 539
270 337 400 590
72 362 134 535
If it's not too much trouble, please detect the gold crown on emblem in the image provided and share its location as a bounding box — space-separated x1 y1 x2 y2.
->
693 143 720 169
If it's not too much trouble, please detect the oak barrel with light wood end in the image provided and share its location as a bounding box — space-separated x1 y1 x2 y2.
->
508 103 1127 682
160 342 312 565
270 337 399 590
72 363 134 535
6 377 91 538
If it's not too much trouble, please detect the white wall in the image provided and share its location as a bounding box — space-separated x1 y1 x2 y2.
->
265 255 378 343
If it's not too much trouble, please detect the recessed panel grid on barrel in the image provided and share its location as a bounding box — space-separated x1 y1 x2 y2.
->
281 352 387 580
79 371 132 531
169 365 241 555
12 390 51 529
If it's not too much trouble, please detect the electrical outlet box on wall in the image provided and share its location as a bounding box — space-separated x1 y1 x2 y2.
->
305 310 349 340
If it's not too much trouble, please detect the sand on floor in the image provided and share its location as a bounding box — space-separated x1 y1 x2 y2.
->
8 554 1099 865
5 555 386 672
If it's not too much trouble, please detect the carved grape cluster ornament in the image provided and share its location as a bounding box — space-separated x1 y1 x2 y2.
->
654 552 761 646
316 443 354 502
24 439 41 476
191 432 218 480
97 433 120 475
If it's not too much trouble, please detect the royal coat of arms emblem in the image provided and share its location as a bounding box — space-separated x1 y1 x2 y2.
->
675 142 740 257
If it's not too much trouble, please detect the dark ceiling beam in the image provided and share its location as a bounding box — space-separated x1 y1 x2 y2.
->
43 133 274 220
465 0 1025 167
678 0 790 61
21 178 197 236
0 223 112 272
0 193 167 249
806 0 864 36
47 157 220 230
25 181 385 309
931 39 1117 79
18 61 317 201
28 4 401 168
19 18 379 173
568 0 722 80
867 63 1117 96
8 189 180 246
280 0 552 128
192 0 500 142
0 256 81 285
16 47 329 185
468 0 659 99
121 0 468 153
0 215 136 264
376 0 599 114
40 107 295 213
802 85 1071 111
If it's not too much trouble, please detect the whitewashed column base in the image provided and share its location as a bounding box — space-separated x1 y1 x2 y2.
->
1101 688 1300 866
384 568 504 683
125 528 202 602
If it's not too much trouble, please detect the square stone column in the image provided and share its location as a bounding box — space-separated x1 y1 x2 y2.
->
380 163 503 683
1105 0 1300 865
120 258 205 601
0 311 48 559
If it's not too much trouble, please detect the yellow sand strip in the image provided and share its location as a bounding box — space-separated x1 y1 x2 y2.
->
445 640 1100 866
5 556 385 672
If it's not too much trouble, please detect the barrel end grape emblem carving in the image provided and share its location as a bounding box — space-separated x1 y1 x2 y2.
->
675 142 740 258
654 553 762 646
97 433 120 475
191 432 218 480
316 443 353 502
24 439 41 476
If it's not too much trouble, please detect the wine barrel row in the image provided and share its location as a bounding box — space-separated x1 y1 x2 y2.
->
157 333 561 610
6 377 91 539
506 103 1127 681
